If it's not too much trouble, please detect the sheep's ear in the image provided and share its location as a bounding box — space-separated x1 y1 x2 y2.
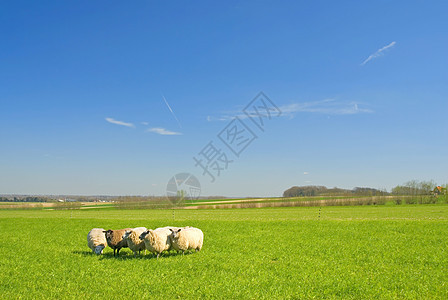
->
169 229 174 232
102 231 107 233
177 229 182 232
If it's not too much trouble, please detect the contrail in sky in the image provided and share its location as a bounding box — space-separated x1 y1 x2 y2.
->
162 94 182 128
361 41 396 66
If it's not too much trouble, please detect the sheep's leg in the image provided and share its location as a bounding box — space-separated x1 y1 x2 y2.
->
117 248 120 256
157 253 160 259
113 249 116 257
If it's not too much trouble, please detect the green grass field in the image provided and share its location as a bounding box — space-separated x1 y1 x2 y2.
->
1 205 447 299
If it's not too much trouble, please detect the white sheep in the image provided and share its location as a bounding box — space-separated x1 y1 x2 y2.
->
139 227 173 259
122 227 147 257
139 226 189 258
87 228 107 255
169 227 204 254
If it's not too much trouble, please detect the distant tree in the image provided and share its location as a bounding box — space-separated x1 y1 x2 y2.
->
284 185 388 197
283 186 328 197
392 180 437 195
352 187 387 196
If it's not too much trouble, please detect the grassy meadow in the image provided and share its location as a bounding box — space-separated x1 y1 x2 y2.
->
1 205 447 299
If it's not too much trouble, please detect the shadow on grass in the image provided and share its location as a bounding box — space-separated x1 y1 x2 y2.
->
72 250 95 256
141 250 200 259
72 249 199 260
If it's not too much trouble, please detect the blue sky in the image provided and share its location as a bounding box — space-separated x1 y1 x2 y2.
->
1 0 447 197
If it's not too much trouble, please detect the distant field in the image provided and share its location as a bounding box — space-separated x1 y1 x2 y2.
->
1 205 447 299
185 195 401 208
0 202 112 209
1 194 445 210
0 202 21 205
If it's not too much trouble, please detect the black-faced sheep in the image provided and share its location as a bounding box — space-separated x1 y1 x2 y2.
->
103 228 132 257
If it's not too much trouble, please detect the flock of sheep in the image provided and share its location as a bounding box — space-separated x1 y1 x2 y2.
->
87 226 204 258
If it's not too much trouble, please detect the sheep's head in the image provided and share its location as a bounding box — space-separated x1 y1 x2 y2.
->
169 228 182 240
94 245 105 255
103 230 114 241
122 230 132 240
139 230 150 240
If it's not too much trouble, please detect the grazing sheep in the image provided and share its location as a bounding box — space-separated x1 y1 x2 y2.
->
87 228 107 255
139 227 173 259
122 227 147 257
169 227 204 254
103 228 132 257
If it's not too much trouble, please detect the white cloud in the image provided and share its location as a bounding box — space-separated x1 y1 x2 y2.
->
206 115 233 122
361 41 396 66
303 172 309 175
141 122 149 126
147 127 182 135
279 99 373 117
206 107 281 122
105 117 135 128
206 99 373 122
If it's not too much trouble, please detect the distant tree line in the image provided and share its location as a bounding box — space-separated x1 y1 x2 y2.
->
282 186 387 197
0 195 117 203
283 180 447 198
0 196 48 202
283 186 328 197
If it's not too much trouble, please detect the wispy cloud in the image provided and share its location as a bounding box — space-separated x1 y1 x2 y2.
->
147 127 182 135
105 118 181 135
207 99 373 121
361 41 396 66
280 99 373 116
105 117 135 128
206 115 234 122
